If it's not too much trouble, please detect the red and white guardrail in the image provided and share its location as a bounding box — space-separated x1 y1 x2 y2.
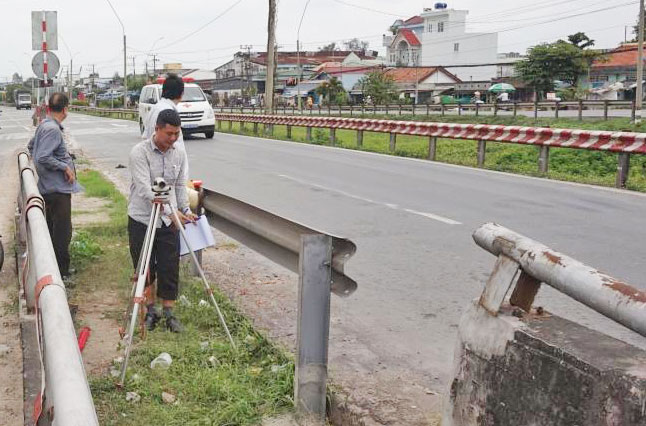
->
215 113 646 154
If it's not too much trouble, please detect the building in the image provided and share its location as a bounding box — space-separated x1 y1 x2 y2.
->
211 50 382 105
383 3 499 81
382 66 461 103
583 43 641 100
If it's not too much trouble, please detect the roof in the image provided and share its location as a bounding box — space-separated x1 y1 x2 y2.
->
313 62 380 74
399 29 421 47
592 44 639 69
383 67 461 84
404 15 424 26
250 50 378 67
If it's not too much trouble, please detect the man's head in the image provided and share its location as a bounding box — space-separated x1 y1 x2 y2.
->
161 74 184 103
154 109 182 152
48 92 69 122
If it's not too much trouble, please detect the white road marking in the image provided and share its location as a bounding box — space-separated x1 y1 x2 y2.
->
110 123 129 128
278 174 462 226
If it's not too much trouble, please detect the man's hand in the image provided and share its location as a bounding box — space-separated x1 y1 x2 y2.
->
177 210 198 224
63 167 75 183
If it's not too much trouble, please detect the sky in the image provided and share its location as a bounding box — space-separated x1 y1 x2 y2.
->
0 0 640 82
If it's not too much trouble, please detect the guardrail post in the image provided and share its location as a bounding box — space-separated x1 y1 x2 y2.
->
318 104 321 115
361 105 365 116
458 103 462 116
327 104 331 116
632 99 637 122
350 105 353 116
306 127 312 142
493 102 498 117
398 104 402 116
412 104 416 116
356 130 363 147
428 136 437 161
616 152 631 188
578 100 583 121
385 104 389 115
538 146 550 174
475 102 480 117
240 121 245 132
426 103 430 116
217 120 222 130
513 102 518 117
603 100 609 121
286 125 292 139
389 133 397 152
266 124 274 137
477 140 486 168
534 98 539 119
228 120 233 131
292 105 295 115
295 234 332 422
329 128 336 145
555 101 560 119
253 122 259 135
441 103 445 116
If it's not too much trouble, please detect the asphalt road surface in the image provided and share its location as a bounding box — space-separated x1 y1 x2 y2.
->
6 109 645 392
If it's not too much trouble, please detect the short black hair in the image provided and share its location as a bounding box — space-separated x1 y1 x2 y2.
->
156 108 181 128
49 93 69 112
161 74 184 100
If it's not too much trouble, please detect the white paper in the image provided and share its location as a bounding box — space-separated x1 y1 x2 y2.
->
179 216 215 255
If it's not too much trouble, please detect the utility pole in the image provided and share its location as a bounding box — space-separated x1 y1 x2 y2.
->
265 0 277 114
297 0 312 113
152 54 159 76
241 45 253 103
637 0 645 124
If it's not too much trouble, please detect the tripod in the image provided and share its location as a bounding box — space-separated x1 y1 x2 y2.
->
118 178 235 387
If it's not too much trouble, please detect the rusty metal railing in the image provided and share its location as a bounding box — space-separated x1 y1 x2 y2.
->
473 223 646 337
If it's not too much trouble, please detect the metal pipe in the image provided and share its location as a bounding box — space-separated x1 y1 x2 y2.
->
17 152 98 425
473 222 646 337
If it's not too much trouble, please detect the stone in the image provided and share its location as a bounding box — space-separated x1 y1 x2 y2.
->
0 344 11 356
125 392 140 403
150 352 172 369
161 392 176 404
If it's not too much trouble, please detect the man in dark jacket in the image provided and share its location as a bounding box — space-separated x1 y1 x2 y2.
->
28 93 81 278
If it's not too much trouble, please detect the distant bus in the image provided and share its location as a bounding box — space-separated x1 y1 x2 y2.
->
15 91 32 110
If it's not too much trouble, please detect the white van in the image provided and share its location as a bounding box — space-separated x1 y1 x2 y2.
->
138 81 215 139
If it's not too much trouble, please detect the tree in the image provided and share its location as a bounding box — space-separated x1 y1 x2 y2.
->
315 77 346 105
566 32 595 49
343 38 369 52
318 42 338 52
516 40 599 97
358 71 398 104
632 8 646 42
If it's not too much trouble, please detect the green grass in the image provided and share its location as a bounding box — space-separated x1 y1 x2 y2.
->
218 120 646 192
72 167 295 425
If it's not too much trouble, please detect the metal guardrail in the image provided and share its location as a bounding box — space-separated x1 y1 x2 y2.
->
215 113 644 188
200 187 356 420
16 152 98 425
214 100 637 121
473 223 646 337
68 105 138 120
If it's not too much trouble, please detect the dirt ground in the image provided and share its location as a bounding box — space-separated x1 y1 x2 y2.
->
0 147 25 426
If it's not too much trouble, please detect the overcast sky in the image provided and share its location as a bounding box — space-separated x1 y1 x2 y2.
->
0 0 639 82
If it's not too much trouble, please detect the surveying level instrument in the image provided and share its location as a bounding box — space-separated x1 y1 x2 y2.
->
118 177 235 387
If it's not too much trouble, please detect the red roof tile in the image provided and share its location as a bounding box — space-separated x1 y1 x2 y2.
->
250 50 378 66
382 67 462 84
593 44 640 69
404 15 424 25
399 29 421 47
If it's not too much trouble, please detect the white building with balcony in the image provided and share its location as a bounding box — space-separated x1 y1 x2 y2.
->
384 4 499 81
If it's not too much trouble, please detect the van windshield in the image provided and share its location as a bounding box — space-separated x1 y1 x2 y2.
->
181 87 206 102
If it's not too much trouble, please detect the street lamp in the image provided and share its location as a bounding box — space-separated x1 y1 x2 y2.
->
297 0 312 113
105 0 127 107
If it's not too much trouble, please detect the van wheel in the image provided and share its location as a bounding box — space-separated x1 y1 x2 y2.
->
139 119 144 135
205 130 214 139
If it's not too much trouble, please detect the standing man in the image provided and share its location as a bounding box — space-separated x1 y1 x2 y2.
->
143 74 186 151
128 109 196 332
28 93 81 279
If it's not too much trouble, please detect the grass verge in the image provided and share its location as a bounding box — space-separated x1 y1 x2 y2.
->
71 168 294 425
217 120 646 192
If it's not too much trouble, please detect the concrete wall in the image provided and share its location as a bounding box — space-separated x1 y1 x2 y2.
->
445 301 646 426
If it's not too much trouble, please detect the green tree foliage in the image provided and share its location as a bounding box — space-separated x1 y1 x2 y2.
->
315 77 346 104
358 71 398 104
318 42 338 52
516 36 600 97
632 8 646 42
343 38 369 52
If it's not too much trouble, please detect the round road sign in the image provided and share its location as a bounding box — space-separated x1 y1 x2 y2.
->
31 51 61 80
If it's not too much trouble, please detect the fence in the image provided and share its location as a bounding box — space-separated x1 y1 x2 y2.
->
473 223 646 337
16 152 98 425
215 113 645 188
200 186 357 421
214 100 637 121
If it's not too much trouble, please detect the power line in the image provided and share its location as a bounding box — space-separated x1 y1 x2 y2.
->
156 0 246 51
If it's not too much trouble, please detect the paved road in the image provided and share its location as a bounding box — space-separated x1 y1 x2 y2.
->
8 110 645 396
